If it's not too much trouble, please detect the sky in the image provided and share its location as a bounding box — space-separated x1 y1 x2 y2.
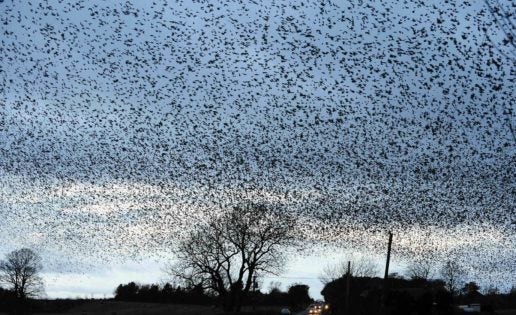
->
0 0 515 299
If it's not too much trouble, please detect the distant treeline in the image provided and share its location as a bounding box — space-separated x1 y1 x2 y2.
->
114 282 213 305
114 282 312 310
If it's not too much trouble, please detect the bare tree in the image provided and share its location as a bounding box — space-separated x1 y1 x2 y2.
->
440 260 465 296
406 259 433 280
167 203 297 311
0 248 44 299
319 255 380 284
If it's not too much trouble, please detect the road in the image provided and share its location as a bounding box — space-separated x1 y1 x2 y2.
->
294 308 308 315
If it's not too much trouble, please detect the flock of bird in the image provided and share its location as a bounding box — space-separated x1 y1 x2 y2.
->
0 0 514 289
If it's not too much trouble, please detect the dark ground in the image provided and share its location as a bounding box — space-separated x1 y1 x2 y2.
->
0 300 285 315
1 301 515 315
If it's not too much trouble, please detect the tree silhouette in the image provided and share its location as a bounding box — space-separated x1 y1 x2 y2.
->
319 256 380 284
167 203 297 311
462 282 481 296
406 259 433 280
287 284 312 311
440 260 465 296
0 248 44 299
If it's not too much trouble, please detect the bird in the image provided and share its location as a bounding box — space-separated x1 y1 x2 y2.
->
0 0 514 291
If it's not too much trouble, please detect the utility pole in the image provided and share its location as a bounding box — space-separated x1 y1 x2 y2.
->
345 260 351 314
384 231 393 280
383 231 393 313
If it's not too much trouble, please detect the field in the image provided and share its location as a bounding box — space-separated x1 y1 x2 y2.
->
0 301 285 315
1 301 515 315
42 301 213 315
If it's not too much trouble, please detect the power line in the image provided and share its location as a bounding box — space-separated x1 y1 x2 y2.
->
262 276 321 280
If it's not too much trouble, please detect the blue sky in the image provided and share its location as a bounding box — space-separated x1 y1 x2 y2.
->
0 0 514 298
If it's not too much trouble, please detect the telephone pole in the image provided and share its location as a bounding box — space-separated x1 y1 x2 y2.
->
384 231 393 281
345 260 351 314
383 231 393 313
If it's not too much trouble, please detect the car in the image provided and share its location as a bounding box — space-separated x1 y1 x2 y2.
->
308 302 331 314
280 308 291 315
308 303 321 314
